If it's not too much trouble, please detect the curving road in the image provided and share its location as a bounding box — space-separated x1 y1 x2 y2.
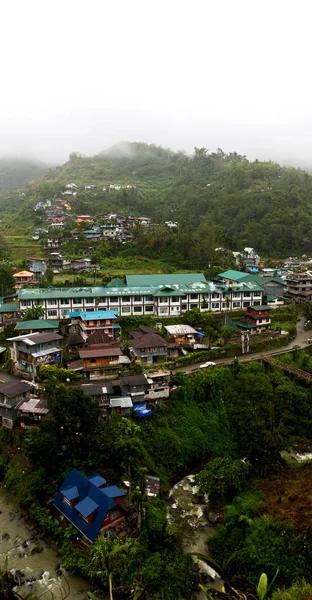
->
173 313 310 375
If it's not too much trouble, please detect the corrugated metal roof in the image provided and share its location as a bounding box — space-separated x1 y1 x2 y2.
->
110 397 133 409
217 270 248 280
165 324 197 335
15 320 59 331
0 303 18 313
61 486 79 501
0 380 34 398
75 496 99 518
79 347 122 359
126 273 206 286
69 311 118 320
88 474 107 487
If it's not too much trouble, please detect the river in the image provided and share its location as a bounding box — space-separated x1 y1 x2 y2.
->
168 475 223 599
0 485 89 599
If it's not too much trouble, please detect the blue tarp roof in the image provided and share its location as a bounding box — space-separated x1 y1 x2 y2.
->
132 403 146 411
53 469 122 542
75 497 99 518
88 474 107 487
61 485 79 501
197 331 205 337
137 408 152 418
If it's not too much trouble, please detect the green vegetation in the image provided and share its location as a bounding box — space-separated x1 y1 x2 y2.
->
3 143 312 267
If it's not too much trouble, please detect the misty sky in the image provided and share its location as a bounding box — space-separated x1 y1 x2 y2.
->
1 0 311 166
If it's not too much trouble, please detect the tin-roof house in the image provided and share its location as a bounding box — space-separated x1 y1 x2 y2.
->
53 469 127 543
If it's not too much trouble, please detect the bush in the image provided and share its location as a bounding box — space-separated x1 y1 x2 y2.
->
196 457 249 502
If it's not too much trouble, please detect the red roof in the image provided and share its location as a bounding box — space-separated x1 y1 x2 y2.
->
79 347 122 359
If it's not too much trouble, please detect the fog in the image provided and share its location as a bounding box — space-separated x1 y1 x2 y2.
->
1 0 311 167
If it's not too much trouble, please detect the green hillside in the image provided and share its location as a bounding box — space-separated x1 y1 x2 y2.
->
0 157 48 190
2 142 312 264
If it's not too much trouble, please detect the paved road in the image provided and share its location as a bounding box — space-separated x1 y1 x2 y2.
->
173 314 309 375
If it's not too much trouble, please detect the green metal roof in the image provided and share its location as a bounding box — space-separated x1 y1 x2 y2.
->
125 273 206 286
240 274 285 286
247 305 270 310
106 277 126 288
0 303 19 313
217 270 247 281
153 288 187 297
266 294 285 301
15 319 59 331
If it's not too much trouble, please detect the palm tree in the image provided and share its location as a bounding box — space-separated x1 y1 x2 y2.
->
23 305 45 320
91 537 133 600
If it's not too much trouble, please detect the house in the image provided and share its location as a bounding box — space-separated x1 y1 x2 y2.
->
14 320 59 335
8 332 62 378
82 381 114 408
70 258 93 271
26 258 48 277
286 272 312 301
0 303 19 326
129 331 169 365
76 215 94 224
164 324 199 345
232 248 260 267
0 380 35 428
69 310 119 341
239 274 285 300
13 271 36 290
244 305 271 332
53 469 127 543
78 344 124 380
83 229 102 240
17 396 49 428
108 397 133 419
165 220 178 228
120 374 148 404
144 369 171 400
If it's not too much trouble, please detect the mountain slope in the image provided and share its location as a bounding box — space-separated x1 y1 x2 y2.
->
0 157 49 190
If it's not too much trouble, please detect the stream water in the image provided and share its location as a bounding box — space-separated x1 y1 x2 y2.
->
0 485 89 599
168 475 223 599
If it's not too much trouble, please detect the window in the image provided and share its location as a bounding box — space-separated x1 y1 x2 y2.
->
47 310 57 317
243 292 250 298
90 358 96 363
121 307 130 314
60 298 69 305
21 300 31 307
243 301 250 307
258 318 263 323
181 304 188 310
121 296 130 303
253 292 261 297
144 296 153 302
190 294 198 300
171 296 180 303
159 297 168 303
85 298 94 304
201 302 209 309
109 297 119 304
145 305 154 312
110 508 120 520
159 307 168 314
211 302 219 309
134 296 142 302
73 298 83 304
233 301 240 308
212 293 219 299
47 299 57 305
99 297 107 304
233 293 240 298
134 306 142 313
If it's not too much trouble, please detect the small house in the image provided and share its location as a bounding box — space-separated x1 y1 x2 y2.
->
164 324 198 345
78 345 123 380
14 320 59 335
69 310 119 341
13 271 36 290
0 303 19 326
120 374 148 404
0 380 35 428
8 331 62 378
244 305 271 332
53 469 127 543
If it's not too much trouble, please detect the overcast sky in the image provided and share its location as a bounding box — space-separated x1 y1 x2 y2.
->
1 0 311 167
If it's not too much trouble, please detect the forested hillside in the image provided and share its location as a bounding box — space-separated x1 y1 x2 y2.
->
3 142 312 258
0 157 48 190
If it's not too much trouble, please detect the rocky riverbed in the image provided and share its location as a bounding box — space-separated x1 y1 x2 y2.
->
0 486 89 599
168 475 223 599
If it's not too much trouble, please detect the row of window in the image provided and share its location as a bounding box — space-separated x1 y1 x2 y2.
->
20 291 262 308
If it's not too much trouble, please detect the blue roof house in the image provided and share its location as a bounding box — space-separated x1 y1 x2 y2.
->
53 469 126 543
